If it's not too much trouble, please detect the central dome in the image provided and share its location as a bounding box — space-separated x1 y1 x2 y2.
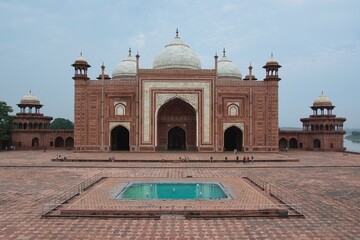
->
153 31 201 70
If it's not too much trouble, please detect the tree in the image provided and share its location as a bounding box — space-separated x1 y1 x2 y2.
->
0 101 13 145
351 131 360 136
50 118 74 129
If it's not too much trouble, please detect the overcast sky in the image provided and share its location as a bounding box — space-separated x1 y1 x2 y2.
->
1 0 359 128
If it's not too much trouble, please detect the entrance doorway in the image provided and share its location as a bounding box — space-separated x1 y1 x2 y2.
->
224 126 243 151
313 139 321 149
168 126 186 150
111 126 130 151
157 98 196 151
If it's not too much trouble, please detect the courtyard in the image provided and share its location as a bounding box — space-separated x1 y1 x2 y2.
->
0 150 359 239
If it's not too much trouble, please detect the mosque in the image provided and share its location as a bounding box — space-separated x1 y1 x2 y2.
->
72 30 281 152
8 30 346 152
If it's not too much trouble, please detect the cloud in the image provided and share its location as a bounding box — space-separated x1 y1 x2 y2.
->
130 33 146 49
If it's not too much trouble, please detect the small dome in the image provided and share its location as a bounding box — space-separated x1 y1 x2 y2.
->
153 31 201 70
20 92 41 105
112 51 137 78
73 53 89 65
217 50 241 78
313 93 333 107
264 53 280 67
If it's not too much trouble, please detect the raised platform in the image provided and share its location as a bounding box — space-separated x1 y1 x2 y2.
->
43 175 303 219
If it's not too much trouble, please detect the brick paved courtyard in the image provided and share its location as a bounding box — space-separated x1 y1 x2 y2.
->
0 150 359 239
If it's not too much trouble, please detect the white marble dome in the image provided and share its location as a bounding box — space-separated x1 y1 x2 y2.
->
153 33 201 70
313 94 333 107
20 92 40 105
112 54 137 77
217 52 241 78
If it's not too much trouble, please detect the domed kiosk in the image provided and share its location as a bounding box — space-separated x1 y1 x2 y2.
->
10 91 74 150
279 92 346 151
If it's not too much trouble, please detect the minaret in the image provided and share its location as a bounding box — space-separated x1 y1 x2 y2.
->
263 53 281 81
71 52 91 151
96 63 111 80
243 63 258 80
71 52 91 80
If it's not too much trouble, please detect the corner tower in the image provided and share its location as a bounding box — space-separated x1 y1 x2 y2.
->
72 53 91 151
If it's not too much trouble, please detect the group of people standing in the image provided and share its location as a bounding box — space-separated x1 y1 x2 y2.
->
234 149 255 163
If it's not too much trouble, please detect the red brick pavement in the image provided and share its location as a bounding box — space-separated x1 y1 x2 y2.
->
0 150 359 239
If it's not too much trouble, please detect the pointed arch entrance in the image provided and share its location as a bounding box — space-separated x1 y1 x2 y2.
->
313 139 321 150
279 138 288 151
167 126 186 150
111 125 130 151
224 126 243 151
157 98 196 151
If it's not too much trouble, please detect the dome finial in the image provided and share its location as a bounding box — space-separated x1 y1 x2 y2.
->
223 48 226 57
271 52 273 58
176 28 179 38
322 90 324 95
80 51 83 57
29 89 32 94
128 47 132 57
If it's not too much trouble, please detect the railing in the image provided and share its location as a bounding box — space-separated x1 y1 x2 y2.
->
245 172 304 216
42 172 104 216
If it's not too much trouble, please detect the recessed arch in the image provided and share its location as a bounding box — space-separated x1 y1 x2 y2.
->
32 137 39 147
115 104 125 116
65 137 74 148
111 125 130 151
167 126 186 150
289 138 298 149
157 98 196 151
224 126 243 152
279 138 288 151
228 104 239 116
55 137 64 148
314 139 321 149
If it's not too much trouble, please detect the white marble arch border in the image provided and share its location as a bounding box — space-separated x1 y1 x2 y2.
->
109 122 130 146
154 93 199 146
142 81 211 144
223 122 245 148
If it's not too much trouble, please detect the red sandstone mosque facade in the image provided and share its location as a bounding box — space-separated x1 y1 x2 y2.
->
72 31 282 152
8 31 346 152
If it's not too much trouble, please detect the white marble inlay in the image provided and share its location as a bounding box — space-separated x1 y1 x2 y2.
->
142 81 211 143
223 122 244 132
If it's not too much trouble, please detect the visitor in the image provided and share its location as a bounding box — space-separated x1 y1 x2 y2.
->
234 149 237 155
236 155 239 163
243 156 246 164
251 155 254 164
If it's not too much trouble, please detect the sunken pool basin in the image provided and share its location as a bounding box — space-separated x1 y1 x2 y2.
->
116 182 230 200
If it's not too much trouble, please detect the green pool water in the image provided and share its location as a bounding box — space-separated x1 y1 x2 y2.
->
116 182 229 200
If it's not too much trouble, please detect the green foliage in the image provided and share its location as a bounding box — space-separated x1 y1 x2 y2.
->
50 118 74 129
351 131 360 136
0 101 13 141
345 131 360 143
